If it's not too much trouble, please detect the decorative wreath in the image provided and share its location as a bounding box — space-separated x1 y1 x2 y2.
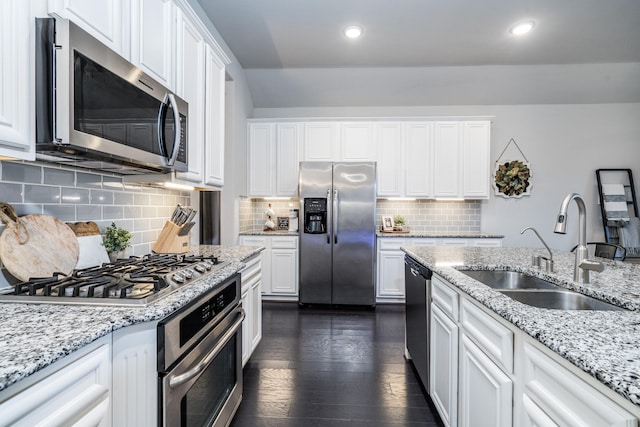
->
494 160 531 198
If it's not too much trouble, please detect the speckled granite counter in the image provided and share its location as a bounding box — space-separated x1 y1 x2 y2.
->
239 230 299 236
402 246 640 407
0 245 263 392
377 231 504 238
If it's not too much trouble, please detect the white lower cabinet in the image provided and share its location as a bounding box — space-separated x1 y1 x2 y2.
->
430 303 459 427
112 321 158 426
516 340 637 427
239 235 298 298
240 253 263 366
0 336 112 426
427 273 639 427
459 334 512 427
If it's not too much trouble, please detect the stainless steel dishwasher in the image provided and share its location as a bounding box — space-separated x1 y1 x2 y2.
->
404 255 432 389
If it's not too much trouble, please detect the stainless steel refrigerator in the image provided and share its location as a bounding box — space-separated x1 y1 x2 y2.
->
298 162 376 306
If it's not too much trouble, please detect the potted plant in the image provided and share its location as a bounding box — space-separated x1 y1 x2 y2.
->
393 215 407 231
102 222 132 262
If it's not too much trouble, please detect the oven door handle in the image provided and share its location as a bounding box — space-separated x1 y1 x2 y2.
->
168 308 245 389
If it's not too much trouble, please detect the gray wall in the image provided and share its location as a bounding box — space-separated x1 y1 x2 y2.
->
250 103 640 250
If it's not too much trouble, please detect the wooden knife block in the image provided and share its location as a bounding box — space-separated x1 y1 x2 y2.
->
153 221 190 254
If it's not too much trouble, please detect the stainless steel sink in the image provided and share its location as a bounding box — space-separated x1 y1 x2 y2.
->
500 290 626 311
459 269 559 290
459 269 627 311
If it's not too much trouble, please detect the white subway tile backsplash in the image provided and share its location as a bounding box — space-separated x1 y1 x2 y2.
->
0 161 188 255
24 185 60 204
43 168 75 186
1 162 42 183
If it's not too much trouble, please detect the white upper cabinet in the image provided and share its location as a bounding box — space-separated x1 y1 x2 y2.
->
248 123 275 197
175 9 205 183
433 121 462 198
0 0 34 160
303 122 339 161
130 0 176 90
203 43 226 188
275 123 302 197
376 122 404 197
462 121 491 198
340 122 377 161
49 0 128 58
247 122 301 197
405 122 434 198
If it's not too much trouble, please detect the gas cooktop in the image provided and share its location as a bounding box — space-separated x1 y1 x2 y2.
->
0 254 228 306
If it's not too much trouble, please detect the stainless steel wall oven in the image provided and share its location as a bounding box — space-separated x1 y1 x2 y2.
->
158 273 244 427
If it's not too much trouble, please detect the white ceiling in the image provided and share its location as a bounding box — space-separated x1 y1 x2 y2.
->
197 0 640 108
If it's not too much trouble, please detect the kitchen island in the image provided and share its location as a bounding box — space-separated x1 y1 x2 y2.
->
403 245 640 425
0 245 262 393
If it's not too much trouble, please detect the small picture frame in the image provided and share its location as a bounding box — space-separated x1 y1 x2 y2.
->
277 217 289 230
381 215 394 231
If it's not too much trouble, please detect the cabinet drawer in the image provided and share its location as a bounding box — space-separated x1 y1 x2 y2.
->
378 238 405 250
271 236 298 249
241 254 262 286
431 275 459 321
461 299 514 373
520 341 636 427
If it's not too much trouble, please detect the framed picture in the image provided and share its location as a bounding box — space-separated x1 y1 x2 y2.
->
381 215 394 231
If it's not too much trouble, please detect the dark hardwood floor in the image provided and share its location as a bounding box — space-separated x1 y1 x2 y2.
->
230 302 444 427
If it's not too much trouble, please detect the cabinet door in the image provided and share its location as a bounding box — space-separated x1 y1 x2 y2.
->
459 334 512 427
0 0 34 160
462 121 491 199
276 123 302 197
203 44 226 187
340 122 376 161
270 248 298 295
175 9 205 183
248 123 275 196
377 249 406 298
130 0 175 90
0 338 112 426
250 277 263 351
405 122 433 197
49 0 127 58
433 121 462 198
303 122 339 161
430 304 459 427
518 341 636 427
240 284 252 366
376 122 404 197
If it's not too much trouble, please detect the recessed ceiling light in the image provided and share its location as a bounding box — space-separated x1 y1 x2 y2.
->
510 21 535 35
344 26 362 39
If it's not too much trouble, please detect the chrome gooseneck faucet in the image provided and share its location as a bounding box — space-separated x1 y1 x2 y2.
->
521 227 554 272
553 193 604 283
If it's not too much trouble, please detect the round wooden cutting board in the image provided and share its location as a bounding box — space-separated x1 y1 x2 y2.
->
0 203 79 281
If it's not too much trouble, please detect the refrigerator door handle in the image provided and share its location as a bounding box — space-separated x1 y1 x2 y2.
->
333 189 339 244
327 188 332 244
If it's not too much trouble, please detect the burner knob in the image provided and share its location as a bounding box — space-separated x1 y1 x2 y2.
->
194 264 206 273
172 272 185 283
183 268 194 279
202 261 213 270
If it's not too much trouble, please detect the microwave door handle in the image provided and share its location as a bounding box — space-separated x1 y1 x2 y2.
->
165 93 181 166
52 38 62 143
157 95 169 158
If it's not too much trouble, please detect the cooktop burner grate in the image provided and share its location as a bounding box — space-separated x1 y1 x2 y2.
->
0 253 226 306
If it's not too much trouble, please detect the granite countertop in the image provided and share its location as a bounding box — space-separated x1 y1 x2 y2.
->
0 245 264 393
377 231 504 238
402 246 640 407
240 230 299 236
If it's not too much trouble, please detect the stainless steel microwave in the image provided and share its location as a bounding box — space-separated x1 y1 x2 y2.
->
35 18 188 174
